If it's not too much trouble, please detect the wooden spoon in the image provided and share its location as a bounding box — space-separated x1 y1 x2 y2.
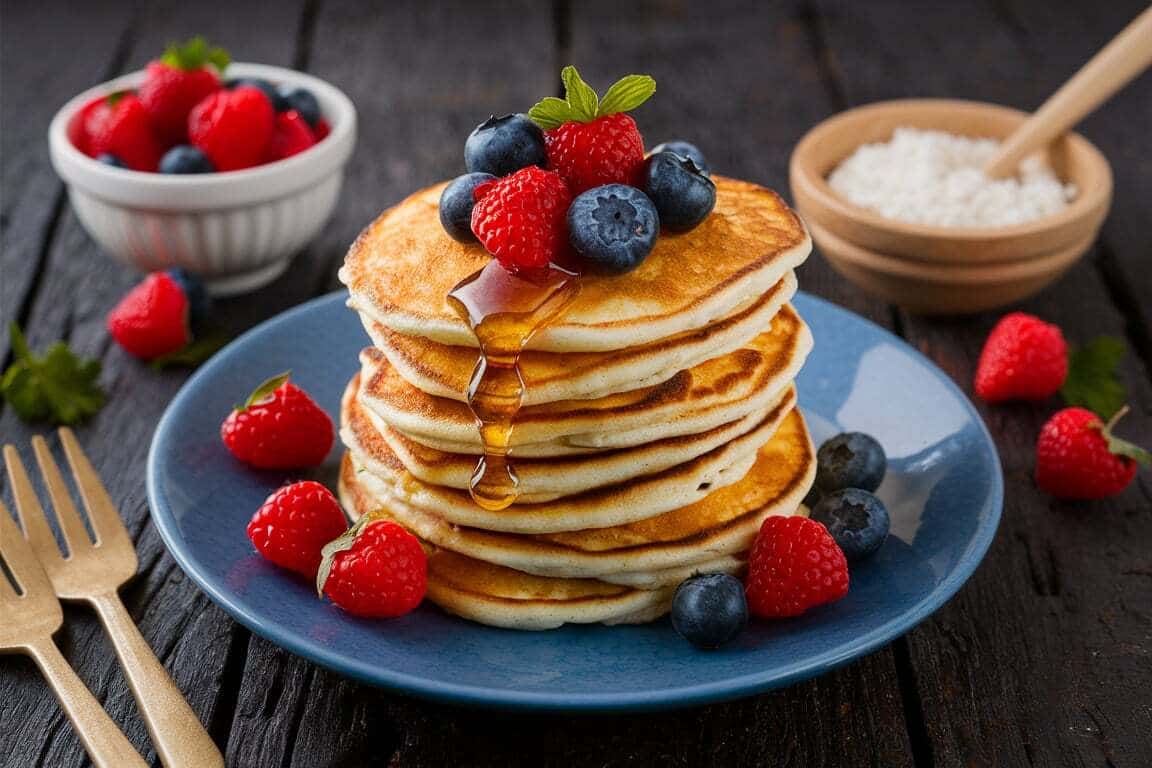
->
983 5 1152 178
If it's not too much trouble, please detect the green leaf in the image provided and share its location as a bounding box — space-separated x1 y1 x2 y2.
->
597 74 656 116
1 323 105 425
527 97 577 130
315 510 384 596
561 65 598 121
161 36 230 73
1098 407 1152 466
1061 336 1127 418
239 371 291 411
150 334 228 370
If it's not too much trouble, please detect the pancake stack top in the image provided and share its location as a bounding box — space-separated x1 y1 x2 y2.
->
338 175 817 630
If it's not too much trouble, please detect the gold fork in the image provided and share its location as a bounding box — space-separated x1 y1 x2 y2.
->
4 430 224 768
0 497 148 767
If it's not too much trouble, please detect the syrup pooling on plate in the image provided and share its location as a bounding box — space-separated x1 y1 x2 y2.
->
447 261 580 510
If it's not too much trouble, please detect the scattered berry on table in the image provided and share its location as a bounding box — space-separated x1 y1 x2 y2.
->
220 372 335 469
439 172 497 242
567 183 659 275
89 93 163 172
745 516 849 618
464 114 547 177
265 109 316 161
226 77 289 110
319 518 427 618
166 268 211 331
975 312 1068 403
189 85 275 171
649 140 709 175
671 573 748 649
106 271 191 359
815 432 887 493
247 481 348 578
810 488 890 563
96 153 127 168
642 150 716 232
159 145 215 174
1035 406 1149 499
470 166 573 274
277 85 321 127
138 37 229 144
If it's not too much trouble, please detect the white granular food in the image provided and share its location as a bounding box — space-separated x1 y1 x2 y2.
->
827 127 1078 228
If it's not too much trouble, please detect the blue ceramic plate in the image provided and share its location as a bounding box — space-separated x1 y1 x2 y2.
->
148 291 1001 711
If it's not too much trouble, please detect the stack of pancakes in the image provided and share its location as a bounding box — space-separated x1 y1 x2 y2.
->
338 176 816 630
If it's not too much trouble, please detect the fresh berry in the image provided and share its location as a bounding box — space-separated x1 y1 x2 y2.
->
159 145 215 174
265 109 316 161
106 272 191 359
226 77 289 110
277 86 321 127
166 268 211 330
89 94 163 172
319 519 426 618
642 151 716 232
528 67 654 194
221 373 335 469
671 573 748 649
69 96 109 156
464 114 547 177
1035 406 1149 499
247 481 347 578
439 172 496 242
138 37 229 144
810 489 890 563
567 184 659 275
745 516 849 618
313 118 331 142
96 153 127 168
188 86 275 171
975 312 1068 402
470 166 572 274
815 432 887 493
650 140 710 175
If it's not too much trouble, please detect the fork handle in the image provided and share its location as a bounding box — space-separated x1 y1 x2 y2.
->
25 636 149 768
91 591 225 768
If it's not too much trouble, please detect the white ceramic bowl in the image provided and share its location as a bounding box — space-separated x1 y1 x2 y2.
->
49 63 357 295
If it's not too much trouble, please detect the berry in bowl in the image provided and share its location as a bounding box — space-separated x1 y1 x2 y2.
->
48 38 356 295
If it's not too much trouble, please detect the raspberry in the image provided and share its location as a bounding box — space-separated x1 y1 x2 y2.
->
545 112 646 194
320 520 427 618
975 312 1068 402
265 109 316 162
88 94 163 172
247 481 348 578
221 374 334 469
188 86 275 171
470 166 572 274
1036 407 1147 499
745 516 849 618
139 61 221 145
106 272 190 359
313 118 331 142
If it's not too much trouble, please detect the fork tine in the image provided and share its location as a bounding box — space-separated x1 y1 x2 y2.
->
4 445 66 565
30 435 94 552
0 497 54 599
58 428 131 549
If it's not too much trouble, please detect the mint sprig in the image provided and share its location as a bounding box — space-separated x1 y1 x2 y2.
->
161 36 230 74
237 371 290 411
0 323 104 425
528 66 656 130
1061 336 1126 418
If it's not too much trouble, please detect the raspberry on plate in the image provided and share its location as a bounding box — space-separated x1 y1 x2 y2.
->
221 373 334 469
975 312 1068 402
265 109 316 162
1035 406 1149 499
470 166 573 274
745 516 849 618
318 517 427 618
138 37 229 145
247 481 348 578
189 85 275 171
527 66 655 194
106 271 191 359
88 93 163 172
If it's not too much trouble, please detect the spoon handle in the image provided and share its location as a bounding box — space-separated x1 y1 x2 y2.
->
983 5 1152 178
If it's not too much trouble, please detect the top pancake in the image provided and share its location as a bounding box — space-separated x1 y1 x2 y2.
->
340 176 810 352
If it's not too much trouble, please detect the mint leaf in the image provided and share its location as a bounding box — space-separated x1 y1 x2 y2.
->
527 97 576 130
1 324 104 425
1061 336 1127 418
1098 406 1152 466
597 74 656 116
561 66 598 122
150 334 228 370
240 371 290 411
316 510 381 596
161 36 230 73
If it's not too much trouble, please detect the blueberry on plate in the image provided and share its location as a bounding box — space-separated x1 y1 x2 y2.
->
567 184 659 275
278 86 321 127
671 573 748 649
439 172 497 242
810 488 890 563
464 114 547 177
96 153 127 168
159 145 215 174
226 77 289 111
649 140 709 175
166 269 211 330
815 432 887 493
642 151 716 232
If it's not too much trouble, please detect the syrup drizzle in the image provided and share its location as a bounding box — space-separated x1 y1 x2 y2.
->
447 261 580 510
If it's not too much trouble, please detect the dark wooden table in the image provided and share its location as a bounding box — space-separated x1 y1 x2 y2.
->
3 1 1151 765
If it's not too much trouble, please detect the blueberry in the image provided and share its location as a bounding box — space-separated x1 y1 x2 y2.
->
810 488 890 563
815 432 887 493
671 573 748 649
278 86 321 127
226 78 289 111
464 114 546 177
642 151 716 232
96 153 127 168
159 145 215 175
649 140 710 175
567 184 659 275
439 172 496 242
166 269 211 330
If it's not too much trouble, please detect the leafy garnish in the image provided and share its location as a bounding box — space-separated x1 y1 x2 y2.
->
315 510 388 596
150 334 228 370
528 66 656 130
237 371 290 411
1061 336 1127 418
161 36 230 74
0 323 105 425
1095 406 1151 466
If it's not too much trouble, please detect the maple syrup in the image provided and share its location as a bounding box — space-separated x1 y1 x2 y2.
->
447 261 580 510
